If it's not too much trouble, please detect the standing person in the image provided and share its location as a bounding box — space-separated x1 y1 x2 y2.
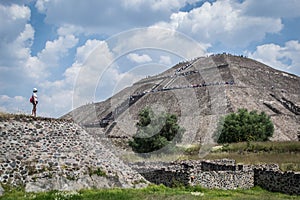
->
30 88 38 117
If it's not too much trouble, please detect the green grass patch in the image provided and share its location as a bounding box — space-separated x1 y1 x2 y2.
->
0 185 299 200
183 144 201 155
204 151 300 171
220 141 300 153
180 142 300 171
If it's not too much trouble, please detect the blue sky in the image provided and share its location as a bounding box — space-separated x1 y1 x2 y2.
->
0 0 299 118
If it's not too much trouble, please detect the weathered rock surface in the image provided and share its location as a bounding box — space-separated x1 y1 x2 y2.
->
25 174 120 192
0 115 148 192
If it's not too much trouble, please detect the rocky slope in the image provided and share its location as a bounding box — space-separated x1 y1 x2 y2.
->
63 54 300 147
0 114 147 192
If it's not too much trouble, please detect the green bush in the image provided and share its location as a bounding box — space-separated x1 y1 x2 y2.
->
216 108 274 144
129 108 184 153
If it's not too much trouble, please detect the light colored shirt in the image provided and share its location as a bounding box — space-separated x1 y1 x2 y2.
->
32 93 38 103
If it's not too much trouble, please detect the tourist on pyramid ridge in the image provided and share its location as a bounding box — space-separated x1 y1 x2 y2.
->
30 88 38 117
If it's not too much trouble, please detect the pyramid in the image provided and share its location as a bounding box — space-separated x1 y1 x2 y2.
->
64 54 300 146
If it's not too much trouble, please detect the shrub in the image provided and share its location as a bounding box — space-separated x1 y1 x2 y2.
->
216 108 274 144
88 167 106 177
129 108 184 153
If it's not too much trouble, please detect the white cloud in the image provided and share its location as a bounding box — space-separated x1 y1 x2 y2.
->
25 56 47 80
57 24 85 36
0 95 10 102
0 4 32 65
34 0 192 36
112 27 208 60
10 4 30 19
148 0 185 11
75 39 102 64
10 23 34 62
247 40 300 75
72 41 116 107
36 89 74 117
23 34 78 82
38 35 78 67
0 3 36 95
35 0 49 12
159 55 172 65
28 39 109 117
36 39 117 116
0 3 30 23
0 95 28 114
127 53 152 63
155 0 283 47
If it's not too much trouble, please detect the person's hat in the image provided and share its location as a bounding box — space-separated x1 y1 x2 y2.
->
33 88 38 92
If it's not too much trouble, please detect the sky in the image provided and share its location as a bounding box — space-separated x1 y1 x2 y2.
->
0 0 299 118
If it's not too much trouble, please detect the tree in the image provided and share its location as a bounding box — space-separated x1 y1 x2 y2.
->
129 108 184 153
216 108 274 144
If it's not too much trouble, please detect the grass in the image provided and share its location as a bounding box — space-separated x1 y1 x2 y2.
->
1 185 299 200
181 141 300 171
204 152 300 171
220 141 300 153
0 111 72 122
0 112 13 121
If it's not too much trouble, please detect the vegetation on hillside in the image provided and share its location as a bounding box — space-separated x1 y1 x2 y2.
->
129 108 184 154
215 109 274 144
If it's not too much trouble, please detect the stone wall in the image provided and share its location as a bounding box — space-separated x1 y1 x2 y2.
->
254 169 300 195
193 170 254 190
192 159 254 190
140 169 190 187
131 160 254 189
131 159 300 195
130 161 196 187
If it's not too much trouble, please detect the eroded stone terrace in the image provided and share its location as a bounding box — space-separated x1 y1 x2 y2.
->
0 115 147 191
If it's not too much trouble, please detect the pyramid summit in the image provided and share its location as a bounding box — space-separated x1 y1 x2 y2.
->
64 54 300 146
